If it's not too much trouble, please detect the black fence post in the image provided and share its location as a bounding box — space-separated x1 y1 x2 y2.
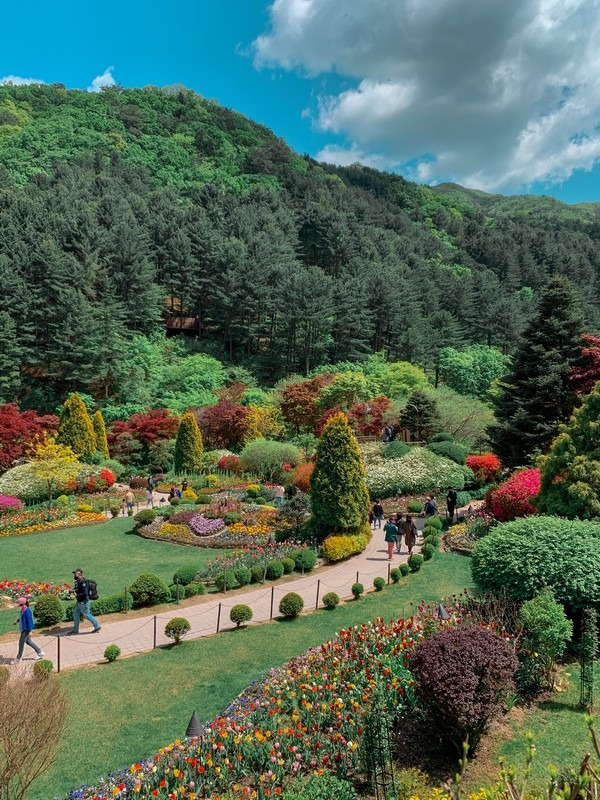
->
315 579 321 611
153 616 157 649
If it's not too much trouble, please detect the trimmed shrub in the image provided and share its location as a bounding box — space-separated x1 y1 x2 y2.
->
291 462 314 493
421 543 436 561
321 530 370 562
429 432 453 443
184 583 201 598
129 573 170 607
214 571 237 592
75 503 93 513
104 644 121 663
517 590 573 693
134 509 156 526
254 496 267 506
64 592 128 621
426 515 442 530
424 534 440 548
230 604 253 627
351 582 364 599
409 625 518 750
400 563 410 577
373 576 386 591
196 494 211 505
169 497 181 506
165 617 191 644
282 558 295 575
33 596 63 627
279 592 304 618
290 548 317 573
169 583 181 601
383 441 410 459
407 500 422 513
251 564 265 584
486 468 541 522
173 565 199 586
266 560 284 580
408 554 423 572
428 441 468 464
234 566 252 586
466 453 502 484
192 582 207 595
322 592 340 609
56 392 96 460
32 659 54 678
224 511 242 525
390 567 401 583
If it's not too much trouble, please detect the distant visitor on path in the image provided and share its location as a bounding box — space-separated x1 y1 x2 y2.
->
395 512 403 553
424 495 439 520
146 488 154 508
403 515 417 556
147 474 154 490
68 569 101 635
13 597 44 663
446 487 458 521
384 517 399 561
372 500 384 529
124 488 135 514
274 484 285 506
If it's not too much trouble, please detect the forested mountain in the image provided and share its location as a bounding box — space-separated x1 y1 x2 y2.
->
1 83 599 411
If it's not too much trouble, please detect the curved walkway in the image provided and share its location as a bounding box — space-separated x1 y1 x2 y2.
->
0 521 426 672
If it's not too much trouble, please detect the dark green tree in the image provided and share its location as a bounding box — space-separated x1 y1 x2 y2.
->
173 412 204 474
92 410 110 460
399 388 441 441
310 411 370 540
56 393 96 461
488 276 584 468
0 311 22 402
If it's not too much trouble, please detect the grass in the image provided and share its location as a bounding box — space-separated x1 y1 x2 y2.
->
0 518 225 635
31 552 473 800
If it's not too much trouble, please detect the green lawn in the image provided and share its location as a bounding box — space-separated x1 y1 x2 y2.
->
0 518 225 635
31 552 473 800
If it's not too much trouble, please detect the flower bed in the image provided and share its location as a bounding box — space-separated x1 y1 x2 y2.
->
0 510 106 538
365 447 472 498
199 542 311 581
0 578 71 601
188 514 226 536
227 523 272 536
0 494 22 512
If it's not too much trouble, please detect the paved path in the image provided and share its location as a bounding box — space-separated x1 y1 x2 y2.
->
0 520 426 672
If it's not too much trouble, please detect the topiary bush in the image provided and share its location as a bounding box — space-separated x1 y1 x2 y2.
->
408 554 423 572
373 576 386 591
390 567 401 583
322 592 340 609
279 592 304 618
282 557 295 574
426 515 442 530
32 659 54 678
351 582 364 599
266 560 284 580
429 432 453 443
214 571 237 592
129 573 170 607
196 494 211 505
230 604 253 628
400 563 410 577
383 441 411 459
234 566 252 586
321 531 370 562
409 625 518 751
290 548 317 573
165 617 191 644
33 595 63 628
172 565 199 586
428 441 468 465
421 543 436 561
251 564 265 584
104 644 121 663
64 592 128 621
407 500 422 513
134 509 156 526
424 534 440 548
184 583 202 598
517 590 573 693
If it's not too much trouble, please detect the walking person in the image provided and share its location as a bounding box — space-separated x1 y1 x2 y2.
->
146 487 154 508
395 512 403 552
446 486 458 522
13 597 44 663
424 495 439 521
384 516 399 561
403 515 418 556
372 499 384 529
274 484 285 507
68 569 101 635
124 488 135 514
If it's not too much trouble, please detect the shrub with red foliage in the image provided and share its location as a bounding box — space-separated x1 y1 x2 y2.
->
347 395 391 437
409 625 517 751
195 400 250 449
486 468 541 522
291 462 314 493
466 453 502 484
217 455 243 474
0 404 59 471
569 334 600 395
108 409 179 455
280 375 335 433
313 407 345 437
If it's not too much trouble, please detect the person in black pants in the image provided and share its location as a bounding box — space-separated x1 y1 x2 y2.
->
68 569 101 635
446 487 458 522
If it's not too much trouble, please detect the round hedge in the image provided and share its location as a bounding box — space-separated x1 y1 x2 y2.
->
129 573 170 607
164 617 191 644
290 548 317 573
104 644 121 663
383 441 410 459
282 557 295 574
266 560 284 580
408 554 423 572
214 571 237 592
234 566 252 586
472 516 600 608
279 592 304 618
230 604 253 627
172 564 199 586
322 592 340 609
33 595 63 627
373 576 386 591
390 567 401 583
427 441 467 465
251 564 265 583
351 582 364 599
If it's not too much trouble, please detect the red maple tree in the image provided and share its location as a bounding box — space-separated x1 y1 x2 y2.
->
569 334 600 395
0 404 59 471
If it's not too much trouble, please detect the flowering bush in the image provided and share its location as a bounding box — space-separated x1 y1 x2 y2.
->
217 454 243 473
365 448 472 498
0 579 71 601
0 495 22 512
321 532 370 562
486 468 541 522
188 514 225 536
291 463 314 493
465 453 502 484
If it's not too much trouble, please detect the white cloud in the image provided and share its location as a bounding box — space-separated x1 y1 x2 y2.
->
0 75 45 86
255 0 600 192
88 67 116 93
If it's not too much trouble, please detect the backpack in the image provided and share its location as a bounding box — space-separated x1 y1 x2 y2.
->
87 579 99 601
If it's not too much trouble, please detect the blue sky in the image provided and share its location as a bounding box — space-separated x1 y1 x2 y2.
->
2 0 600 204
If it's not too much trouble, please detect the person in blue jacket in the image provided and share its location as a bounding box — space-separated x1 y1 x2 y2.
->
13 597 44 663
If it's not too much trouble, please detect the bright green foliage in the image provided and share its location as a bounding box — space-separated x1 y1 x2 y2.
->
434 387 494 449
104 645 121 663
128 573 170 607
317 371 378 411
266 560 284 580
408 554 424 572
92 411 110 460
390 567 401 583
488 276 584 468
373 576 386 591
472 516 600 608
517 590 572 692
279 592 304 618
322 592 340 609
33 595 63 627
240 439 300 482
230 604 253 627
383 441 410 459
351 582 364 598
281 773 357 800
427 441 467 464
172 565 199 586
310 412 370 539
439 345 510 400
56 393 97 461
537 382 600 519
173 413 204 475
399 389 441 440
164 617 191 644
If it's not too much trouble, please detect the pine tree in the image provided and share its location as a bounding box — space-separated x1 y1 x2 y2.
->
399 388 441 441
488 276 584 468
0 311 23 402
536 382 600 519
56 393 97 461
310 411 370 540
93 410 110 460
174 413 204 474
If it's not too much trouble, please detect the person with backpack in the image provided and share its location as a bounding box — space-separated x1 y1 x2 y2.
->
68 569 101 635
13 597 45 663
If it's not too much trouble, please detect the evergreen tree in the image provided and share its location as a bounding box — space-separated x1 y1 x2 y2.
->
92 410 110 460
0 311 23 402
536 382 600 519
488 276 584 468
56 393 97 461
399 388 441 441
174 412 204 474
310 411 370 540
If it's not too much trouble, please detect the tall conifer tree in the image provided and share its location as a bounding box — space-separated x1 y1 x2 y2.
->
56 393 97 461
174 413 204 474
92 410 110 460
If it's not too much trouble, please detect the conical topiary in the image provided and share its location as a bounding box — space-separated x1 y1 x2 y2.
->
56 393 96 462
174 413 204 474
93 410 110 460
310 411 370 540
